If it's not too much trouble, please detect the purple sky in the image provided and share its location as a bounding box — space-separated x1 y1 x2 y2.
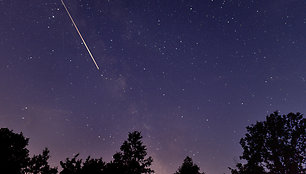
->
0 0 305 173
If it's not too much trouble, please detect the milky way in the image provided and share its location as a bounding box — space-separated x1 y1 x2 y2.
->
0 0 305 173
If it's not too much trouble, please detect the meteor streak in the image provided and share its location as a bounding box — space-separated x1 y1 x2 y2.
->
61 0 100 70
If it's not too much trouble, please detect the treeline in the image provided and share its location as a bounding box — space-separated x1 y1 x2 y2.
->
0 112 305 174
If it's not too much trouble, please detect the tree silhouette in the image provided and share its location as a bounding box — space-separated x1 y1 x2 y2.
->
175 156 205 174
60 154 105 174
230 112 306 174
25 148 58 174
81 156 105 174
0 128 30 173
60 154 83 174
105 131 154 174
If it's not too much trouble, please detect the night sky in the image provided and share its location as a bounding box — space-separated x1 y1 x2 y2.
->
0 0 306 173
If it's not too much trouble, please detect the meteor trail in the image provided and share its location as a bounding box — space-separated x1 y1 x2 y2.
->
61 0 100 70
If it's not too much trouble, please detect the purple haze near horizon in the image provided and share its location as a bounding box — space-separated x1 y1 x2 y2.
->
0 0 305 173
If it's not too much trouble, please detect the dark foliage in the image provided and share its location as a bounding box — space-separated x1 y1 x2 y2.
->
0 128 30 173
175 156 205 174
82 156 105 174
59 154 90 174
230 112 306 174
0 128 56 174
4 112 303 174
59 131 153 174
105 131 154 174
60 154 106 174
25 148 58 174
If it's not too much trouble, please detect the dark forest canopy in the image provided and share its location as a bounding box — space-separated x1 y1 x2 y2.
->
230 112 305 174
0 128 57 174
0 112 305 174
174 156 205 174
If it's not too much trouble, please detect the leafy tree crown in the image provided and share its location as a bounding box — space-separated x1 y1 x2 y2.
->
230 112 305 174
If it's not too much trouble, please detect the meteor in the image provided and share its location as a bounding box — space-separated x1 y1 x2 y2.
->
61 0 100 70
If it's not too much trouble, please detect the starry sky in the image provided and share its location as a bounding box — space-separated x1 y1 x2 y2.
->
0 0 306 173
